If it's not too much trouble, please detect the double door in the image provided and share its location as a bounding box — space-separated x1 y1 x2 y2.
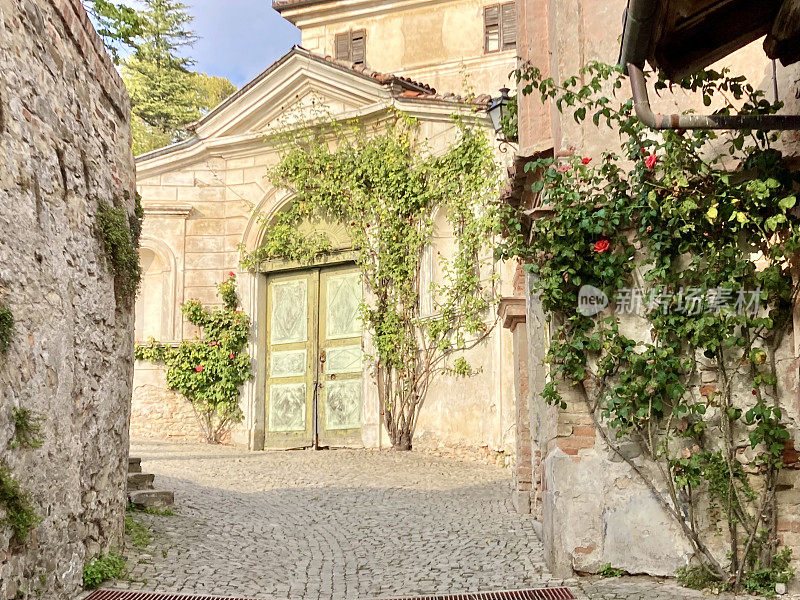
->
265 265 363 448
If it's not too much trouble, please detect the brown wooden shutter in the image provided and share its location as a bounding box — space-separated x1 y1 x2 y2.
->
484 5 500 52
335 32 350 61
351 29 366 65
501 3 516 50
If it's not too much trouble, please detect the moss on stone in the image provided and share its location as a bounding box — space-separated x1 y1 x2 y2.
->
0 465 40 545
10 407 44 450
0 303 13 355
97 201 142 297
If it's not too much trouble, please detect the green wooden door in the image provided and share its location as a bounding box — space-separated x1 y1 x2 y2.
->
264 265 362 448
318 266 363 447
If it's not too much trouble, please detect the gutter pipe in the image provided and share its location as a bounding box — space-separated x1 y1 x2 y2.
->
628 63 800 130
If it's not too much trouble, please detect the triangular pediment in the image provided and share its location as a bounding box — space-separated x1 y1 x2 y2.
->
193 47 395 141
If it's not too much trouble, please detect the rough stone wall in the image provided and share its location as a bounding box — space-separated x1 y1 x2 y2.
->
0 1 135 598
514 0 800 578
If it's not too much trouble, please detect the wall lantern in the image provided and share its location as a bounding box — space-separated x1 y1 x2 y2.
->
487 87 511 137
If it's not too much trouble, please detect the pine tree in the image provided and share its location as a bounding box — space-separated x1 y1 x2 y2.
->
122 0 200 148
83 0 142 63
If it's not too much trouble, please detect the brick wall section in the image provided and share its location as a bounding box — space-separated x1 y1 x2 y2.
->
0 1 134 598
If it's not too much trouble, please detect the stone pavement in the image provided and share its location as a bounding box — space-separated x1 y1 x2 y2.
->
112 440 795 600
117 439 561 599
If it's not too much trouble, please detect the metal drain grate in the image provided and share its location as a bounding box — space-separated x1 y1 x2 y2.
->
85 588 576 600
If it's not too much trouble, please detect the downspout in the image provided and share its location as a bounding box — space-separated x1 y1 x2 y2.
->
628 63 800 130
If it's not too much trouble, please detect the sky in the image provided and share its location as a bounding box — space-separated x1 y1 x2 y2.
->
118 1 301 87
186 1 301 87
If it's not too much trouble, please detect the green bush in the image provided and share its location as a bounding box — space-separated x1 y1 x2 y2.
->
676 565 723 591
83 550 126 589
0 465 40 545
135 274 251 443
742 548 795 597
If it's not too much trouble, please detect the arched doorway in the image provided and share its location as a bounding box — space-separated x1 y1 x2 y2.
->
259 218 365 449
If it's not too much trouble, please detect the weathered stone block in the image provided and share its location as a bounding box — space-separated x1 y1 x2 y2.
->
128 490 175 509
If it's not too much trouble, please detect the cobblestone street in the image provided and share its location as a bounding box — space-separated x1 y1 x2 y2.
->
114 440 795 600
119 440 559 599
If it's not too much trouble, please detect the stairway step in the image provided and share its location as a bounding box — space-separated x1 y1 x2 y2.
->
128 457 142 474
128 489 174 509
127 472 155 491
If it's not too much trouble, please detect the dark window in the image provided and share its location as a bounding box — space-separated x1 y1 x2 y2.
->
484 3 516 53
335 29 367 65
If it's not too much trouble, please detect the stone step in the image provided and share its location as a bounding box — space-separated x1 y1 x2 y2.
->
128 457 142 474
127 472 155 491
128 489 174 509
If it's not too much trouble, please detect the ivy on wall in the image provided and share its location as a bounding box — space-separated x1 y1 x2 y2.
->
96 193 144 298
136 274 252 443
242 111 501 451
498 62 798 593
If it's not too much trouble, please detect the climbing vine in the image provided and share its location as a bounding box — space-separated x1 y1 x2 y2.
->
243 111 500 450
135 274 252 443
497 62 798 592
96 193 143 298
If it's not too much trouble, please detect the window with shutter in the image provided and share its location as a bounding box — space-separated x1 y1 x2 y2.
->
335 33 350 61
351 29 366 65
334 29 367 65
484 5 500 53
484 3 516 53
501 3 516 50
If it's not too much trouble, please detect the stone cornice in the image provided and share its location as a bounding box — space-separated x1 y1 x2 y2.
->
143 204 193 219
499 297 527 331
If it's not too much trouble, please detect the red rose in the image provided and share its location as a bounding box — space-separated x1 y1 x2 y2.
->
645 154 658 170
752 390 757 395
228 271 235 278
641 148 648 154
593 238 610 253
581 157 592 165
229 353 235 359
195 365 203 372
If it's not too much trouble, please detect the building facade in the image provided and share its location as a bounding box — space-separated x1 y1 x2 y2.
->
508 0 800 578
132 9 521 454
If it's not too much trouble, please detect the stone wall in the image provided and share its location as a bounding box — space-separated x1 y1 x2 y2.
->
0 1 135 598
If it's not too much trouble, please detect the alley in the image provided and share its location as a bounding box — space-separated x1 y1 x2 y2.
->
118 440 561 599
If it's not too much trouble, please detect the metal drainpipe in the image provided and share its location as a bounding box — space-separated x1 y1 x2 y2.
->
627 63 800 130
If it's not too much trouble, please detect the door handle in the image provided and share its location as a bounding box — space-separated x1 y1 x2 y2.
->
319 349 326 372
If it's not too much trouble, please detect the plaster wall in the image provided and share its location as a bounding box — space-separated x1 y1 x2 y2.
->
133 110 517 455
285 0 517 95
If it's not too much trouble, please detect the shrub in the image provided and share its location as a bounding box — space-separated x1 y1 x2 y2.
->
83 550 126 589
135 274 251 443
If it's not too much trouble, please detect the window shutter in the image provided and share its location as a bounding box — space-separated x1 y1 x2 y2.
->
501 3 516 50
484 5 500 52
335 32 350 61
351 29 366 65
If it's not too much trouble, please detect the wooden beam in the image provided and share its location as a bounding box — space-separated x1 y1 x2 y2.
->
764 0 800 65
